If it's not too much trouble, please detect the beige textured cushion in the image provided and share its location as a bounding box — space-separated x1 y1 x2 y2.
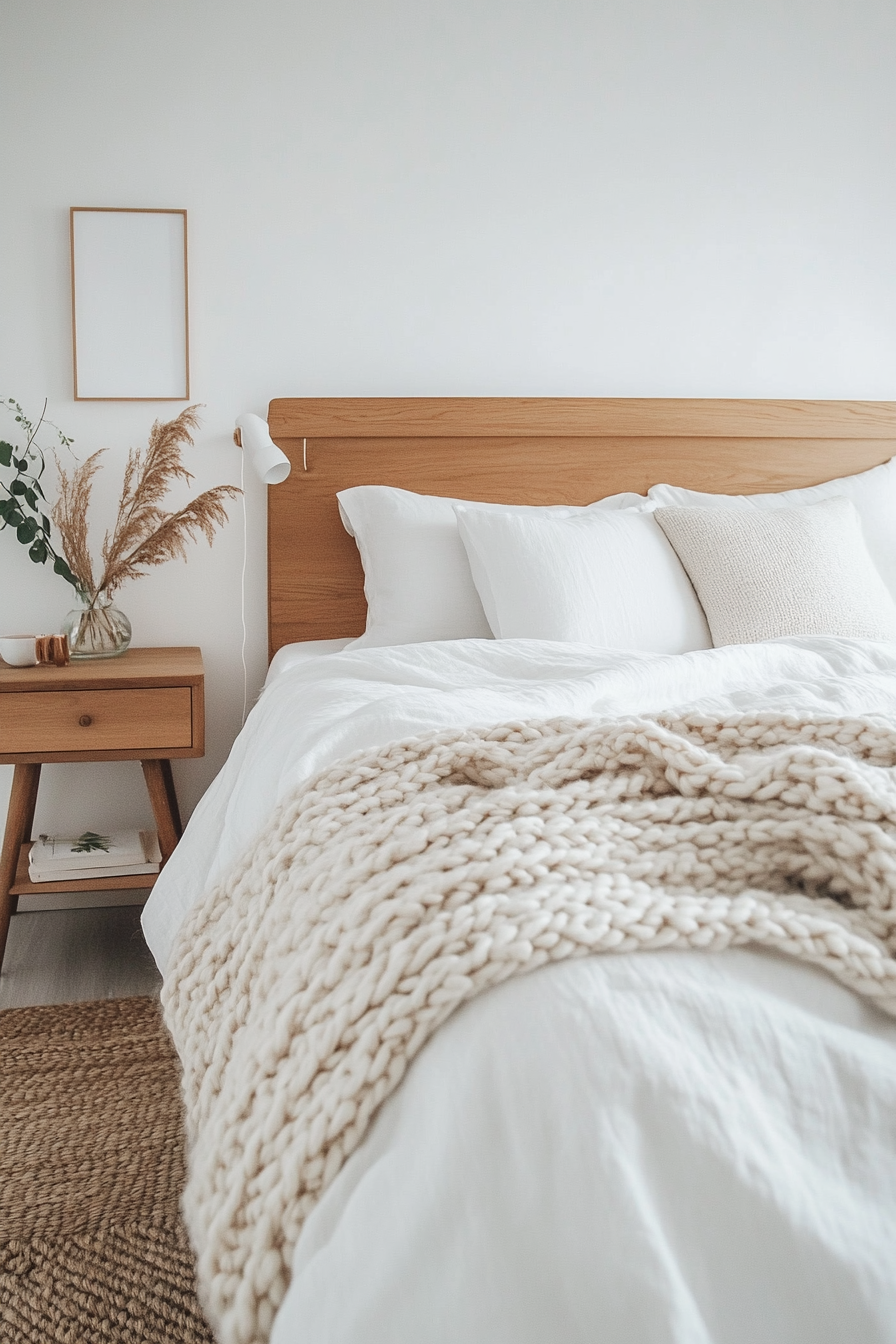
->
654 497 896 647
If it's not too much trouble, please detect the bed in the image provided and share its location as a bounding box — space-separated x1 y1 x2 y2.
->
143 398 896 1344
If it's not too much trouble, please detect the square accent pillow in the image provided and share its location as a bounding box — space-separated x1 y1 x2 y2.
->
653 497 896 647
648 457 896 604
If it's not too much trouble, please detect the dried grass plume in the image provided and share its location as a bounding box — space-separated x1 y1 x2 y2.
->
53 406 240 601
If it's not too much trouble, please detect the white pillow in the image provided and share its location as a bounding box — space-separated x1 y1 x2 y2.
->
654 497 896 647
648 457 896 603
338 485 650 648
454 505 712 654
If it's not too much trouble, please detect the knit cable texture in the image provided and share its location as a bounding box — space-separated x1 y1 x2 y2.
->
163 711 896 1344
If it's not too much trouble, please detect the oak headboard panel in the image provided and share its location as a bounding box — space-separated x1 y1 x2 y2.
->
266 398 896 657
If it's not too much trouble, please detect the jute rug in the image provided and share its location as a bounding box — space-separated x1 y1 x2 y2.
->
0 996 214 1343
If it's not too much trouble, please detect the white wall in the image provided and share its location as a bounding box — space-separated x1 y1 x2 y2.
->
1 0 894 838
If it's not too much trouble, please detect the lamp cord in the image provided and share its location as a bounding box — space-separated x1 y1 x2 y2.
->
239 447 248 727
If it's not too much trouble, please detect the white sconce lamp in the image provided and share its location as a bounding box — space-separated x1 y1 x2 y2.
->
234 413 292 485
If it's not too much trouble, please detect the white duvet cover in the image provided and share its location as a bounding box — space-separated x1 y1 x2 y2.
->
143 637 896 1344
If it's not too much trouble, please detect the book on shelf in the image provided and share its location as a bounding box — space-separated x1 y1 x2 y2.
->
28 830 161 883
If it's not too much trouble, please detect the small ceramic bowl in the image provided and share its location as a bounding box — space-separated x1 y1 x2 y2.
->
0 635 40 667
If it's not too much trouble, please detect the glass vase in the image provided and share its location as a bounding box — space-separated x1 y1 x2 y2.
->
61 591 132 660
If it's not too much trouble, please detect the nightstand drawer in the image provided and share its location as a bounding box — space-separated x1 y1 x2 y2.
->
0 687 194 754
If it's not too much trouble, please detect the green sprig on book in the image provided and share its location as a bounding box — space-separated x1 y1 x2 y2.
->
70 831 112 854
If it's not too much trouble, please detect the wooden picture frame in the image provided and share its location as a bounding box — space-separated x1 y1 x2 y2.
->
70 207 190 401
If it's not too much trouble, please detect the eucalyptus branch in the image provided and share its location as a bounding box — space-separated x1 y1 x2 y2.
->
0 397 79 586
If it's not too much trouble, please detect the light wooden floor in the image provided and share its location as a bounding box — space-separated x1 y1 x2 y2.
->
0 905 162 1010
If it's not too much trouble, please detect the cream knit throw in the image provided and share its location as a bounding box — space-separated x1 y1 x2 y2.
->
163 711 896 1344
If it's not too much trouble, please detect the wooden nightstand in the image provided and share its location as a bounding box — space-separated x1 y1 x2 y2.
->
0 647 204 970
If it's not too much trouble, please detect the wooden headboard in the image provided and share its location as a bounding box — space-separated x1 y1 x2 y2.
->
266 398 896 656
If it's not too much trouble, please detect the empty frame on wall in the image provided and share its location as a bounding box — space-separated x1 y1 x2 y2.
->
70 207 189 401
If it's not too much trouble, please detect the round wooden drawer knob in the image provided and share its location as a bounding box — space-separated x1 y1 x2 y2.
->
79 714 93 727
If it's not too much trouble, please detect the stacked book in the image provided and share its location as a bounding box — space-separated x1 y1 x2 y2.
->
28 829 162 883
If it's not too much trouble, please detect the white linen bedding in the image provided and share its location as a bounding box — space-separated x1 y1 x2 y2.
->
143 636 896 1344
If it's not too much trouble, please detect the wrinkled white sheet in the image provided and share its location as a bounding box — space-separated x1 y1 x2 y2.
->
143 636 896 1343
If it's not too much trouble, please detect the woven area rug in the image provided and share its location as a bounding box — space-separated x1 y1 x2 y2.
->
0 995 214 1343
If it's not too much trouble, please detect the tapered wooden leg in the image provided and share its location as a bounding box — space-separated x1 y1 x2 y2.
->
157 759 182 837
0 762 41 972
141 759 182 864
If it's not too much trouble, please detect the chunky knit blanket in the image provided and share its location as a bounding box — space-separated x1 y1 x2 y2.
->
163 711 896 1344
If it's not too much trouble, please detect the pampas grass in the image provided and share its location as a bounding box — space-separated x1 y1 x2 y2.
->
53 407 240 652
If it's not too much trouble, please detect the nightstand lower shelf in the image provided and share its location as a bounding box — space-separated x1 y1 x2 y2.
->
0 647 204 973
10 843 158 897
